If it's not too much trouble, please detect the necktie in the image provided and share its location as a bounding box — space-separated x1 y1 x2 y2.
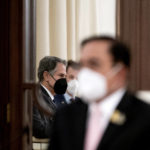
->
84 104 102 150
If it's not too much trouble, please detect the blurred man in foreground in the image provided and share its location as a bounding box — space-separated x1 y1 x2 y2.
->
33 56 67 138
49 36 150 150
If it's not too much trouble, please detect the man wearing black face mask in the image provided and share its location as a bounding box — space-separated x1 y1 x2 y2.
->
50 73 68 108
33 56 67 138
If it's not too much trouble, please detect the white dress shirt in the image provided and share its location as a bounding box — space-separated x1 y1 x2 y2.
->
64 93 72 104
87 88 126 143
41 84 54 100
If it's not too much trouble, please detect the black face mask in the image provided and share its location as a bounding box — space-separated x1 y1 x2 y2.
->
53 78 68 94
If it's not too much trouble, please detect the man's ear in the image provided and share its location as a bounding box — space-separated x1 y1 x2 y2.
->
117 65 129 81
43 71 50 81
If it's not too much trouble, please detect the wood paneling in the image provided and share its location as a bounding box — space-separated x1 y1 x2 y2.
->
22 0 36 149
0 0 10 149
117 0 150 91
0 0 36 150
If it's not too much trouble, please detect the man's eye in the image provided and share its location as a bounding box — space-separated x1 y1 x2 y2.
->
59 74 66 78
90 61 99 67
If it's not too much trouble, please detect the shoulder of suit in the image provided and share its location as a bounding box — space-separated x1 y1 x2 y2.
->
55 98 87 114
131 92 150 114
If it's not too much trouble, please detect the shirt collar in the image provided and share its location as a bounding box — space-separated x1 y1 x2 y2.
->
89 88 126 117
40 84 54 100
64 93 72 104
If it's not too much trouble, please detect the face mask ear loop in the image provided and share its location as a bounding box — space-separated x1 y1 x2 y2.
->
106 64 123 79
49 72 56 81
46 72 56 89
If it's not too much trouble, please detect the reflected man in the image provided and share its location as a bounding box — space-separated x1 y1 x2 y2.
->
33 56 66 138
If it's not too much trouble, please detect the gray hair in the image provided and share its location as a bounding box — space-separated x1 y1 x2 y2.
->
38 56 66 82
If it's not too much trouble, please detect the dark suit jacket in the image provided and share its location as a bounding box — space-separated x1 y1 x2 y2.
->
49 91 150 150
33 85 56 138
53 94 67 109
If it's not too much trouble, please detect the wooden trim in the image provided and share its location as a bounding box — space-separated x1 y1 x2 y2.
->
0 0 10 149
22 0 36 150
0 0 36 149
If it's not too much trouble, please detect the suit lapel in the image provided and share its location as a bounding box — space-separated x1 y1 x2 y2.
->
40 85 50 97
97 91 134 149
40 85 56 110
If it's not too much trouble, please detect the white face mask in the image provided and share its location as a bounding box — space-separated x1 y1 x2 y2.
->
77 65 122 103
67 79 79 97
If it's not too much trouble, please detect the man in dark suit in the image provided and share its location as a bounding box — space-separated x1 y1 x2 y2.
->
49 36 150 149
33 56 67 138
53 94 67 108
